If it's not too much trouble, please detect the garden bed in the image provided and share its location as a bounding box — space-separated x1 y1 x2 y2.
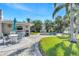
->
39 35 79 56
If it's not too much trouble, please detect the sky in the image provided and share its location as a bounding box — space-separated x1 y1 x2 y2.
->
0 3 66 22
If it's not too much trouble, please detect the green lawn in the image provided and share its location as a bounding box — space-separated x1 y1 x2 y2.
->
31 32 39 35
39 35 79 56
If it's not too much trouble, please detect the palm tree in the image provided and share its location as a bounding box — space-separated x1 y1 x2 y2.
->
63 15 70 30
32 20 42 32
74 4 79 34
44 20 53 32
54 16 64 33
53 3 77 43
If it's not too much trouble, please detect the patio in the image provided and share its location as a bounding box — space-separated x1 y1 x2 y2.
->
0 34 52 56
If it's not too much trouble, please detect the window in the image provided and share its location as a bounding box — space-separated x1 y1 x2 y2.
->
17 26 23 30
8 24 12 28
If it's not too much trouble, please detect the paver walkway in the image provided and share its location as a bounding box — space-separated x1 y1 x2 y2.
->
0 34 53 56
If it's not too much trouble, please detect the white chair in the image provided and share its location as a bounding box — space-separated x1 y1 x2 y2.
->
0 33 6 45
0 33 3 39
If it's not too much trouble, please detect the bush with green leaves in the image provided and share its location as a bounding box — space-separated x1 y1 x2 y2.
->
39 36 79 56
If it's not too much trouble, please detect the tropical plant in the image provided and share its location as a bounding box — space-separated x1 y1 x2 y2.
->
32 20 42 32
54 16 64 33
44 20 53 32
52 3 77 43
62 15 70 32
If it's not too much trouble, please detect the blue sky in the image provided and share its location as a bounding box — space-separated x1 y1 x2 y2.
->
0 3 66 22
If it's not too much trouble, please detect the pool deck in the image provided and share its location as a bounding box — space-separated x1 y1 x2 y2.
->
0 34 54 56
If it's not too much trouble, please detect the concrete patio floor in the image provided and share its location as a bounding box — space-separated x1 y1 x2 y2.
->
0 34 53 56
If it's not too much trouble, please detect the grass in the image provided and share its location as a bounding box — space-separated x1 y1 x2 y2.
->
31 32 39 35
76 34 79 40
39 35 79 56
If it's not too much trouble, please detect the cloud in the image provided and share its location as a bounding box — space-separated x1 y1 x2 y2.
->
5 3 50 17
6 3 32 12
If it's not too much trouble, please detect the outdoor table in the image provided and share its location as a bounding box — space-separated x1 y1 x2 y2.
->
9 34 18 44
17 31 25 39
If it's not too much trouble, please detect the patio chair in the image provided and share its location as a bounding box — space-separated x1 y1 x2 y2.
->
0 33 5 45
0 33 11 46
0 33 3 39
0 33 7 45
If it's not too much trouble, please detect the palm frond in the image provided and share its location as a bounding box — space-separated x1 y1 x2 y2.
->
65 3 69 13
52 4 69 18
54 3 57 8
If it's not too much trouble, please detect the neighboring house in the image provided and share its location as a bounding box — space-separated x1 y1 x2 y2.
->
0 9 34 36
1 20 33 36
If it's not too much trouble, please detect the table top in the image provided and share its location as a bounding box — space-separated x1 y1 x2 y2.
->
9 34 18 36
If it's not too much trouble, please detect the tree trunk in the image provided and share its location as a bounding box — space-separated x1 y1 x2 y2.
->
75 19 79 34
70 3 77 43
77 22 79 33
76 4 79 34
75 20 78 42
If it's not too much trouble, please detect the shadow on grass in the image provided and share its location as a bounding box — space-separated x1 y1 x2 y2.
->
46 42 64 56
57 34 70 41
64 43 72 56
46 42 79 56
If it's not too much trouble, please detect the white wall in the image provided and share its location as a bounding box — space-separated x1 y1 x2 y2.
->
0 10 2 33
2 23 12 35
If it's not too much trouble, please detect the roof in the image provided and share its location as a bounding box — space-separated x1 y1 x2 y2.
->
2 20 34 26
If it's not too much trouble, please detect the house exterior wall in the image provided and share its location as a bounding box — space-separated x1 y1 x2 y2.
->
0 9 2 33
16 25 30 36
1 21 33 36
2 23 12 35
